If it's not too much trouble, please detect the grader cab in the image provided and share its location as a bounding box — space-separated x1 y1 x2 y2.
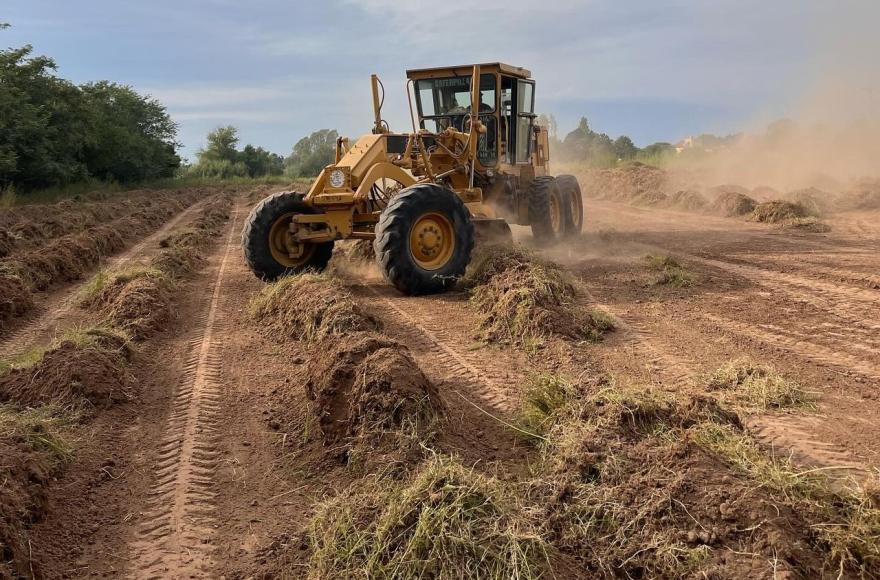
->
242 62 583 295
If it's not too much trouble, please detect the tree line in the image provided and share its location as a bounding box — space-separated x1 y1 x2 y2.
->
1 25 180 191
539 114 679 167
184 126 338 180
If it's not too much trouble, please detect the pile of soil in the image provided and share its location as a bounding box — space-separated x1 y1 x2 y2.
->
668 189 708 211
836 180 880 211
0 329 132 407
750 200 811 223
0 422 57 578
249 274 379 343
87 270 173 339
579 163 669 203
465 245 611 347
0 274 34 326
303 333 442 448
529 383 831 578
784 187 835 216
710 191 757 217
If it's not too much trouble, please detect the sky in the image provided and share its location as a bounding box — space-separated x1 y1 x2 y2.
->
3 1 876 161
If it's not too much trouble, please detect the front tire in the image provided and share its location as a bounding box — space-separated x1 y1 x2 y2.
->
374 183 474 295
241 191 334 281
556 174 584 237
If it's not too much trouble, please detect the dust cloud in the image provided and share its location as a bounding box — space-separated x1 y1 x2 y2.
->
672 1 880 193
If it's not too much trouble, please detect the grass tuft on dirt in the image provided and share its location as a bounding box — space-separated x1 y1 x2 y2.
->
307 455 550 580
249 273 379 342
780 215 832 233
82 267 174 339
465 245 612 349
0 273 34 326
644 254 695 287
0 327 132 408
0 404 77 578
707 359 815 411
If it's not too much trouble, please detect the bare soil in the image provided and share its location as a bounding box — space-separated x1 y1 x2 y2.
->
3 179 879 579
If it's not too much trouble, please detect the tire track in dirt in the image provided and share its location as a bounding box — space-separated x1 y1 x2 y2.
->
697 312 880 381
126 205 240 579
354 284 519 415
0 200 206 360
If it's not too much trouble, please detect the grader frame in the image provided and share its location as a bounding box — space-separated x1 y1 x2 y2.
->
243 62 583 295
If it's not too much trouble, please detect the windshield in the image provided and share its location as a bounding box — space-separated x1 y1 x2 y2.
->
415 74 496 118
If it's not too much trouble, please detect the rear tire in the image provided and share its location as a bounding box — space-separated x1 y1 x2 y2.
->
241 191 334 281
528 176 569 245
556 174 584 237
374 183 474 295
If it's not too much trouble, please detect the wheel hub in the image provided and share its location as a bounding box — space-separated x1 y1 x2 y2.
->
269 213 313 266
410 213 455 270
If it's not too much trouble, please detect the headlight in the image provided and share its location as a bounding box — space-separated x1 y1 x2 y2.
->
329 169 346 188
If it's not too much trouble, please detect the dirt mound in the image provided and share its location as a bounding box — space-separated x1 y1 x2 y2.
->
750 200 812 223
710 191 757 217
464 245 613 348
528 382 817 577
0 274 34 326
151 194 231 278
84 268 173 339
0 407 70 578
836 180 880 211
784 187 835 216
631 189 668 207
668 189 708 211
0 329 132 407
304 333 442 447
580 163 669 203
249 273 379 342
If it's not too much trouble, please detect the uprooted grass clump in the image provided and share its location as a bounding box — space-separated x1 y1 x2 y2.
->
0 404 78 578
750 200 815 223
707 359 815 411
307 455 551 580
303 332 443 467
0 273 34 326
80 267 173 339
152 194 232 278
465 245 613 349
644 254 695 287
520 373 879 578
0 327 132 408
249 273 379 342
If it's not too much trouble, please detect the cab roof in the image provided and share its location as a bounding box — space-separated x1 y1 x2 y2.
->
406 62 532 80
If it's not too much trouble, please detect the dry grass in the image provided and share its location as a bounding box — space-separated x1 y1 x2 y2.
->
644 254 695 287
465 245 612 350
307 455 551 580
249 273 379 342
707 359 815 411
691 421 880 577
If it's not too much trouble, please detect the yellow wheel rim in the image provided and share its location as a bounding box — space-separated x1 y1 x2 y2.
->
550 192 562 234
268 213 315 267
409 212 455 270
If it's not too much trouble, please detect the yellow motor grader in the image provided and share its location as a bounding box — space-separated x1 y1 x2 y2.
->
243 62 583 295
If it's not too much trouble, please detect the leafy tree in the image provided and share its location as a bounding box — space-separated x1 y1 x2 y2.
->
638 142 676 163
613 135 638 160
240 144 283 177
199 126 240 164
285 129 338 177
0 28 180 191
80 81 180 182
